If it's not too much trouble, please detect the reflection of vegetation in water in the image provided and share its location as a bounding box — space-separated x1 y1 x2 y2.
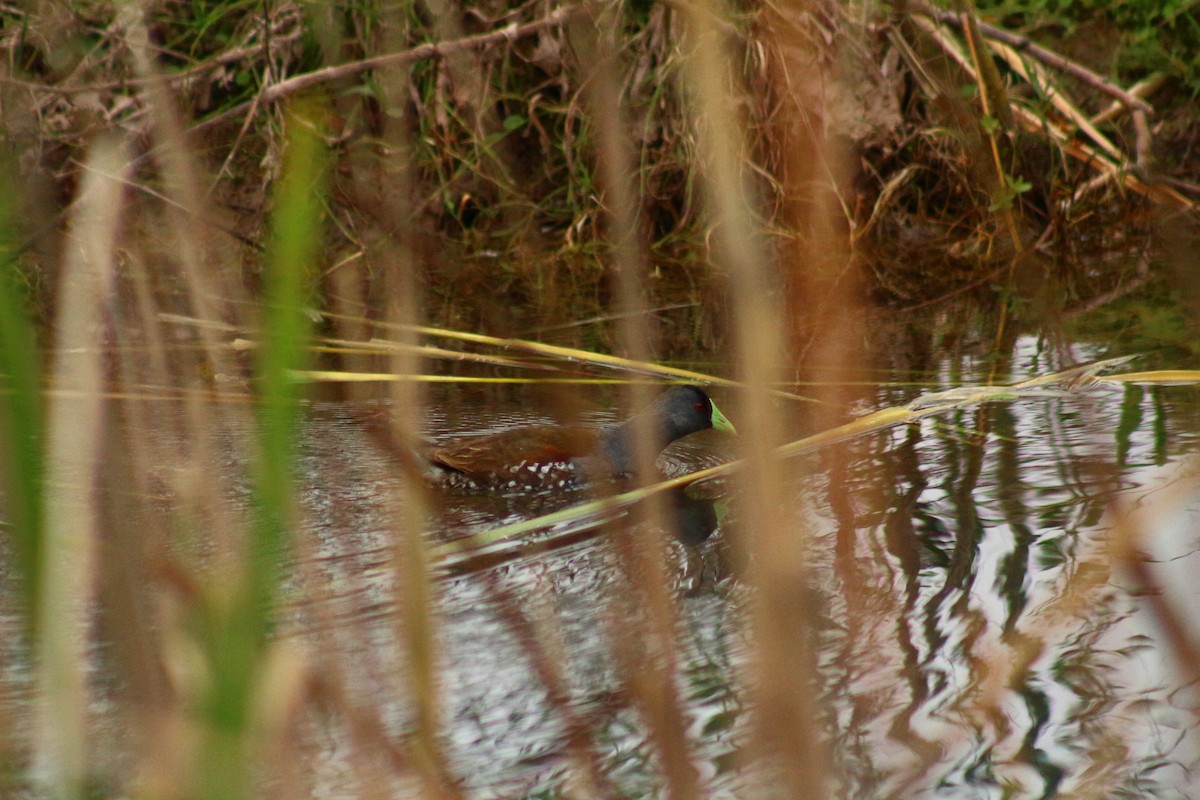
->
1064 278 1200 356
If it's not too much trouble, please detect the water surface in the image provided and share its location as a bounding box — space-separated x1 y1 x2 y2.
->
283 327 1200 797
4 251 1200 799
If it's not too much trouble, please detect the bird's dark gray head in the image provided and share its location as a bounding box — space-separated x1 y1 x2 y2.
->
595 385 736 477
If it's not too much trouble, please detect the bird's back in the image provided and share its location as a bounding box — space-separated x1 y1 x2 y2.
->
425 425 604 488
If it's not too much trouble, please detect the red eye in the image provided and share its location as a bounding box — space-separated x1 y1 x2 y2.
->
694 402 703 411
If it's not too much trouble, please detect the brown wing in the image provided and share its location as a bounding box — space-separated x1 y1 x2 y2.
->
425 425 600 479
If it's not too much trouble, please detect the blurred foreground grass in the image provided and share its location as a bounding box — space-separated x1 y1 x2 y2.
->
1 1 1199 799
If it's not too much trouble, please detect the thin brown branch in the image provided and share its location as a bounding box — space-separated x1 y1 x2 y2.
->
265 6 579 108
1133 109 1152 169
1 9 303 96
135 5 580 169
907 0 1155 115
1092 72 1168 125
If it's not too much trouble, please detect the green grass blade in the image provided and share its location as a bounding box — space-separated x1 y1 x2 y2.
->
252 97 328 617
198 97 328 800
0 168 45 641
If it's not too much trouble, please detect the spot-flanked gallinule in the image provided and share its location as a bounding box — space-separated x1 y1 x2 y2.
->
426 385 736 490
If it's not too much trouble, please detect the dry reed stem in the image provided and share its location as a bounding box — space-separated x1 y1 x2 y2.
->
34 135 127 798
575 5 700 795
1110 462 1200 687
481 571 621 798
104 248 190 790
123 3 253 585
247 639 314 792
682 0 829 793
165 309 789 397
366 7 460 794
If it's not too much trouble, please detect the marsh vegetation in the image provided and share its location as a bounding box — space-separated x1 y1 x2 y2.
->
1 0 1199 798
